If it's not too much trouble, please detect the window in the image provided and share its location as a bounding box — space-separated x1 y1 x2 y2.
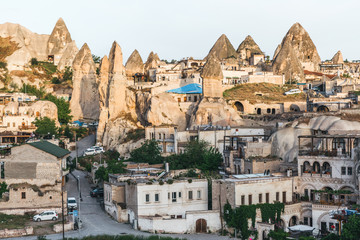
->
155 193 159 202
12 122 15 127
178 192 182 198
266 193 269 203
348 167 353 175
168 192 170 199
7 123 9 127
276 192 279 202
282 191 287 203
172 192 177 202
21 192 26 199
304 217 309 225
341 167 346 175
304 189 309 197
159 133 161 139
248 195 252 205
259 194 262 203
188 191 193 200
241 195 245 205
197 190 201 199
194 96 198 102
310 217 313 227
145 194 150 202
0 162 4 179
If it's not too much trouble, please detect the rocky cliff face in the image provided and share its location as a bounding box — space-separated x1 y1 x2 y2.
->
332 50 344 64
46 18 72 56
273 23 321 81
237 35 263 60
204 34 238 60
125 49 144 77
144 51 160 72
69 43 100 121
201 56 223 98
0 19 77 71
272 40 304 82
0 23 49 71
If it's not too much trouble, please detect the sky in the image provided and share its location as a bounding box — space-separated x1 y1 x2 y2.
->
1 0 359 62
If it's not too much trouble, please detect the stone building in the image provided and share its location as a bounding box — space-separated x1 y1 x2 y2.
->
0 141 70 215
201 57 223 98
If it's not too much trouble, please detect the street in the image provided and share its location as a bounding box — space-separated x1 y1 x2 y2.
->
7 135 231 240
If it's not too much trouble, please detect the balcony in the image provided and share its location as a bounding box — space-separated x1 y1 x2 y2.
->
19 125 36 130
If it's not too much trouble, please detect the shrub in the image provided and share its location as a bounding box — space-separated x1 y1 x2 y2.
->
30 58 38 66
51 77 60 84
166 179 173 184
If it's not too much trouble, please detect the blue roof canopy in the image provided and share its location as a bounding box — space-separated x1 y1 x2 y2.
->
166 83 202 94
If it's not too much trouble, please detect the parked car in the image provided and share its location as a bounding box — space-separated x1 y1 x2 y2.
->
67 197 77 210
87 146 104 154
83 149 96 156
90 188 104 197
82 123 88 128
284 89 302 95
33 211 58 222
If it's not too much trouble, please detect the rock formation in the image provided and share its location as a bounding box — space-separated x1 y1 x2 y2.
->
0 18 77 71
69 43 99 121
97 42 138 144
332 50 344 64
272 40 304 82
125 49 144 77
237 35 263 60
270 116 360 162
144 51 160 72
204 34 238 61
201 56 223 98
273 23 321 81
0 23 49 71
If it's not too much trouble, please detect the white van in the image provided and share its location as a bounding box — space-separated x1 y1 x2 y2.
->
67 197 77 210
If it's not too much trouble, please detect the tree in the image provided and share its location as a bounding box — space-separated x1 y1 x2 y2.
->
341 215 360 240
95 158 126 182
34 117 57 137
30 58 38 66
166 140 222 171
128 140 163 164
0 182 7 198
268 229 289 240
44 94 72 124
62 66 73 81
322 234 340 240
92 54 101 64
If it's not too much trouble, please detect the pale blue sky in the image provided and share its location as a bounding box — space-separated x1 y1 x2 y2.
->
1 0 359 62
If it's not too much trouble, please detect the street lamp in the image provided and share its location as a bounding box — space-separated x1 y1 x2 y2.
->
77 175 81 230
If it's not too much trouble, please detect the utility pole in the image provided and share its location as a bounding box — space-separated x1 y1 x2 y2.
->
75 131 78 169
61 176 65 240
77 175 81 230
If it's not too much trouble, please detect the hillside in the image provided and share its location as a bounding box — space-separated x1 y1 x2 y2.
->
223 82 306 104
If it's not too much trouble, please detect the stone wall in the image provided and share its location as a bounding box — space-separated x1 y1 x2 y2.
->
0 227 33 238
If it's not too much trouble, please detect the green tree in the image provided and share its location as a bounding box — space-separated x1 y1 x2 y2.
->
268 229 289 240
20 84 46 99
95 158 126 182
128 139 163 164
341 215 360 240
44 94 72 124
62 66 73 81
92 54 101 64
322 233 340 240
166 140 222 171
34 117 57 137
64 125 73 139
0 182 7 198
30 58 38 66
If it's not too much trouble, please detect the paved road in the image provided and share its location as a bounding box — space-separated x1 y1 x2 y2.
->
8 134 231 240
70 134 96 159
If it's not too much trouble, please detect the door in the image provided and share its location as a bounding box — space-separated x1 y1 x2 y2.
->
196 219 207 233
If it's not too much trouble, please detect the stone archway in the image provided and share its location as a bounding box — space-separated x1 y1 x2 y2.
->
290 104 300 112
234 101 244 113
317 105 329 112
196 218 207 233
289 216 298 227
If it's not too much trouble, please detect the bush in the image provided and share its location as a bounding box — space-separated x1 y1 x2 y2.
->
167 179 173 184
30 58 38 66
0 62 7 69
51 77 60 84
